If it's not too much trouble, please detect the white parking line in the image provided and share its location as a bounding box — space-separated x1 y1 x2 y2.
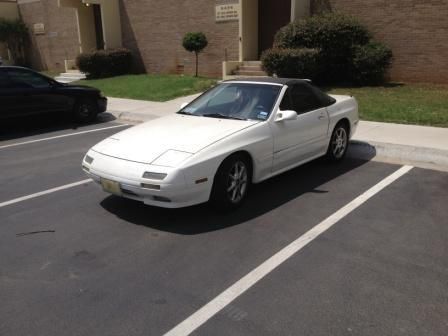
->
0 124 128 150
163 165 414 336
0 179 92 208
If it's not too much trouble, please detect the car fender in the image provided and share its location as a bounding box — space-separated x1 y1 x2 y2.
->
181 122 273 189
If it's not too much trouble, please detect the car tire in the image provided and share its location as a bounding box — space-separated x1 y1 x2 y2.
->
211 153 251 211
326 121 349 162
74 99 98 123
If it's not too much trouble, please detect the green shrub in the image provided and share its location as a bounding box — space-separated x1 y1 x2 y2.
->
76 48 133 78
274 13 371 51
270 12 392 85
351 42 393 85
0 18 28 66
261 48 320 79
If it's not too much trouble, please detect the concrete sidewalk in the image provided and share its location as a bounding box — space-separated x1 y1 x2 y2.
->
105 95 448 171
107 94 200 123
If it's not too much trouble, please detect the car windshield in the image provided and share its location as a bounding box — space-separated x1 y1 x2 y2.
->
178 83 282 121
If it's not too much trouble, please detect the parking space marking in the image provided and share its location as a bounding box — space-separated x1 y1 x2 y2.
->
0 179 92 208
0 124 128 150
163 165 414 336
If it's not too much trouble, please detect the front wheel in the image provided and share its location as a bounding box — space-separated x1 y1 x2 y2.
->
211 154 251 211
73 99 98 123
326 122 349 161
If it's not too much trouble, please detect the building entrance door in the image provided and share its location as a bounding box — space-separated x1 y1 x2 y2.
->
258 0 291 56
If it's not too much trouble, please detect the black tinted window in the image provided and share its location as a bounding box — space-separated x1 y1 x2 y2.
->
289 84 322 114
310 84 336 107
279 88 292 110
7 70 51 89
0 70 11 89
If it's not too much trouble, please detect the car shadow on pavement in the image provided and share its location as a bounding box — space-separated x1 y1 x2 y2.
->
100 153 376 235
0 112 116 142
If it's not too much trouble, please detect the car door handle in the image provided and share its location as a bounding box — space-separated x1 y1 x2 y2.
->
318 115 325 120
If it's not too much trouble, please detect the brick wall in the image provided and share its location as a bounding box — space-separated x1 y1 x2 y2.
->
119 0 239 78
18 0 79 71
311 0 448 83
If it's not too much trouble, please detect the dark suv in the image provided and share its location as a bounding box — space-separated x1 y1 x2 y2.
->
0 66 107 122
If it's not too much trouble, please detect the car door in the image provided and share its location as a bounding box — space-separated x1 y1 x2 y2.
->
0 68 33 118
6 69 66 116
271 83 330 172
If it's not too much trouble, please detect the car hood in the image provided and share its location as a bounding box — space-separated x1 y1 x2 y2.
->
92 114 259 165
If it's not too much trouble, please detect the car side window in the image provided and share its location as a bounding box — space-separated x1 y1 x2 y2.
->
289 84 322 114
7 70 51 89
0 70 11 89
279 88 293 110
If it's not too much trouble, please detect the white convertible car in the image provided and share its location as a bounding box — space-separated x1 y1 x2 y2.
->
82 78 358 209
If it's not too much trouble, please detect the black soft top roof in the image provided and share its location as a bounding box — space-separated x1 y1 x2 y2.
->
223 77 311 86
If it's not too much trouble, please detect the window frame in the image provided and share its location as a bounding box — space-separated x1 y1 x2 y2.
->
280 83 336 115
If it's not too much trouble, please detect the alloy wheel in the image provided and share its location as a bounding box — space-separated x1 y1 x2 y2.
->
332 127 348 159
226 161 248 204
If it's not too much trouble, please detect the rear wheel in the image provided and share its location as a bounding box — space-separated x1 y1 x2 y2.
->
74 99 98 123
326 122 349 161
211 153 251 211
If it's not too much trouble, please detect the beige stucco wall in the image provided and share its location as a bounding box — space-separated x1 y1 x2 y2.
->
75 0 122 50
240 0 258 61
291 0 310 20
0 1 19 20
96 0 122 49
76 4 96 53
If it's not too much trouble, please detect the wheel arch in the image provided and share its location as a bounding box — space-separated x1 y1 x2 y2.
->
336 117 351 135
213 150 255 184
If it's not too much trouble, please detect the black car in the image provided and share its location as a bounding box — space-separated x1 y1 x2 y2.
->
0 66 107 122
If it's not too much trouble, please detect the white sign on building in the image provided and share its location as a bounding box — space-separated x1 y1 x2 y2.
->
215 3 240 22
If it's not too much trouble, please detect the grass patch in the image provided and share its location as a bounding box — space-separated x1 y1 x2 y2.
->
327 83 448 127
75 74 217 102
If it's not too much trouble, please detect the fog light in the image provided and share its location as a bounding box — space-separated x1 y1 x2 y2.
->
153 196 171 203
142 172 167 180
141 183 161 190
82 165 90 172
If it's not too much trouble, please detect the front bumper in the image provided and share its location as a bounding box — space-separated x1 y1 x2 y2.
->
82 152 211 208
97 96 107 113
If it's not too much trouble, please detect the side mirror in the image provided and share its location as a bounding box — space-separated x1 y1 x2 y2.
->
180 102 188 110
276 110 297 122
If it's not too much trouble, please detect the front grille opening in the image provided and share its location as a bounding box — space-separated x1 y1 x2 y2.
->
121 188 139 197
153 196 171 203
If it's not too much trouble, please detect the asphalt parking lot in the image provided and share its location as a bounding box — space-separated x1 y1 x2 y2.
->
1 118 447 336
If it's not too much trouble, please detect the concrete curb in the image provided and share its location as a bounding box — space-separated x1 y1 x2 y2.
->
107 110 159 124
349 140 448 172
107 110 448 171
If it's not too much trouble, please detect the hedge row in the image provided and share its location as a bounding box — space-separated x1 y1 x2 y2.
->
262 13 393 85
261 48 320 79
76 48 133 79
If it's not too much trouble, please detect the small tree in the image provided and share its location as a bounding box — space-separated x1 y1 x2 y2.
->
0 18 28 66
182 32 208 77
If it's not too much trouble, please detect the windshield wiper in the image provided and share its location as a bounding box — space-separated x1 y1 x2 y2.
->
202 113 247 121
177 111 198 116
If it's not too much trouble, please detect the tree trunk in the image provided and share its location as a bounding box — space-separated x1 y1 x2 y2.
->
195 51 198 77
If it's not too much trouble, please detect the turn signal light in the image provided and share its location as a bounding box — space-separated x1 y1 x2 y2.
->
141 183 161 190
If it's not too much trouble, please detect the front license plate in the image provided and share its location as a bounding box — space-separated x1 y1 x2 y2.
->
101 178 121 195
